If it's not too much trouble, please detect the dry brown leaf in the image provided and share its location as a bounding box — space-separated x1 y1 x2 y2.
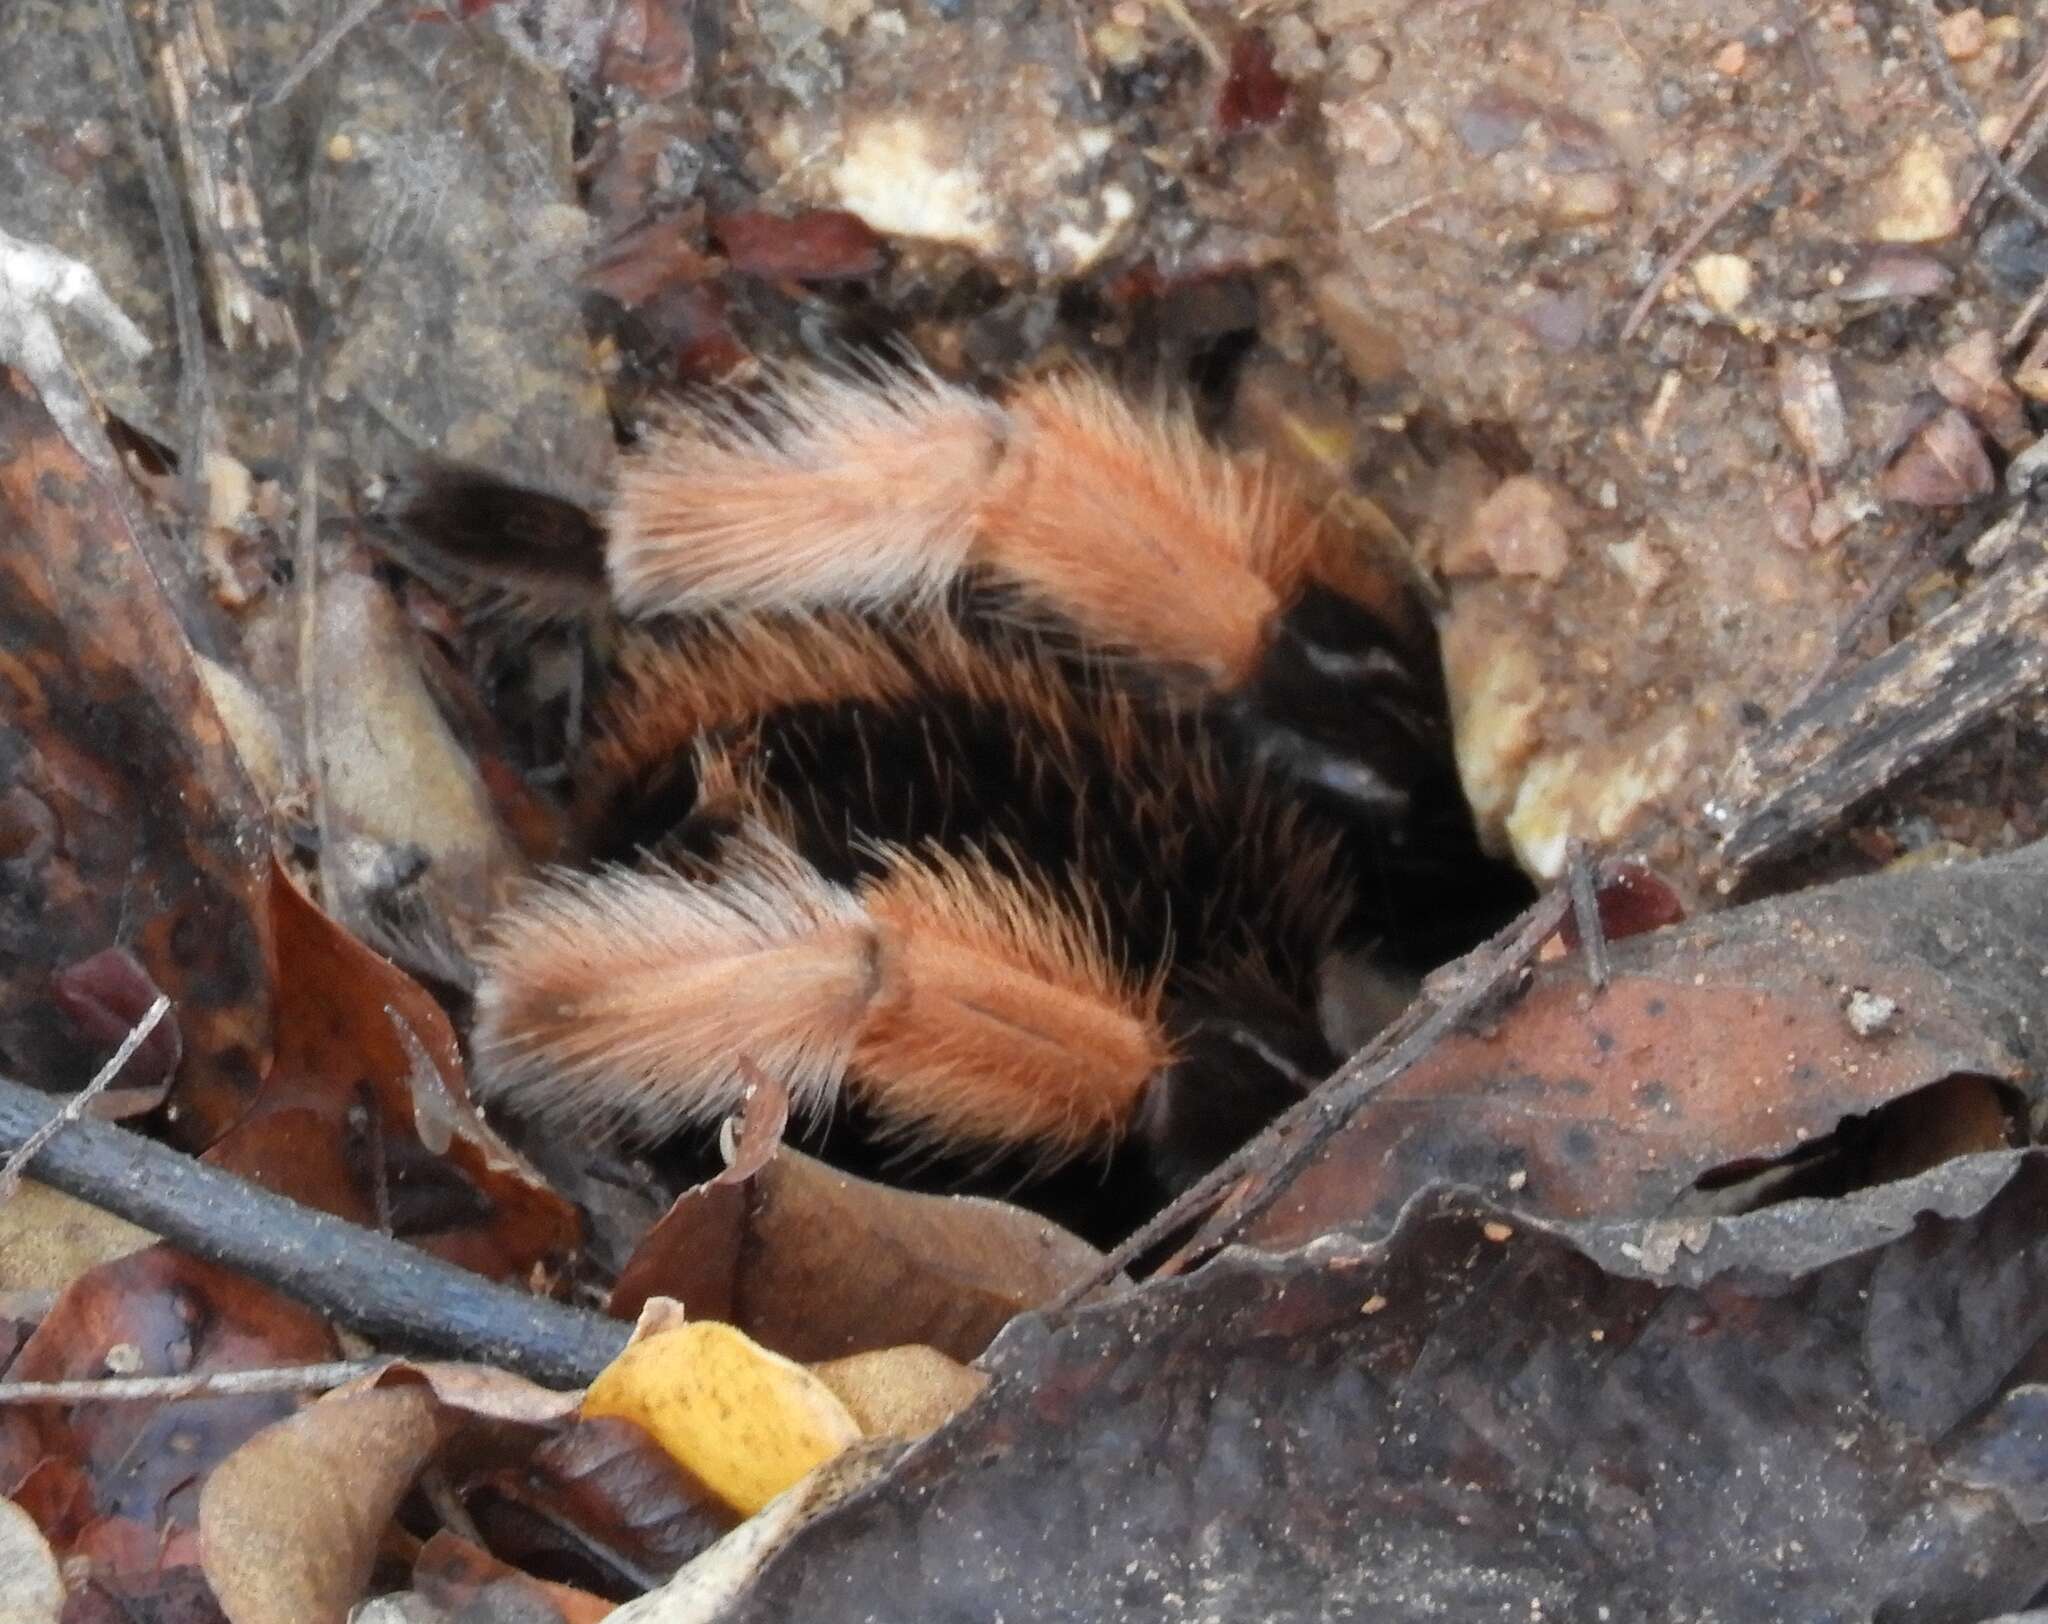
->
205 864 577 1282
0 1246 339 1583
810 1346 988 1441
200 1384 442 1624
610 1140 1108 1365
0 1181 154 1291
352 1359 584 1425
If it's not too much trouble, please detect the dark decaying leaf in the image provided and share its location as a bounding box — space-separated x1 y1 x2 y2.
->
0 1247 338 1594
1555 858 1684 949
703 1151 2048 1621
47 947 183 1115
1215 30 1290 133
1241 839 2045 1251
0 373 271 1137
464 1415 731 1591
412 1529 618 1621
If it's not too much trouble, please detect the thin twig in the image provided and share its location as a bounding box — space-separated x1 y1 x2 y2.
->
1618 132 1801 343
94 0 212 517
0 1359 390 1406
1052 883 1573 1309
0 995 170 1205
1909 0 2048 238
2005 272 2048 352
0 1073 628 1385
294 13 340 924
1565 839 1610 991
1961 52 2048 216
258 0 389 109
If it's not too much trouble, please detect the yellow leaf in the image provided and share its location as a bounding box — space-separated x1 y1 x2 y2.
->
582 1323 861 1517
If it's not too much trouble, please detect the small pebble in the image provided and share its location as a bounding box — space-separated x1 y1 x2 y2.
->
1844 988 1898 1037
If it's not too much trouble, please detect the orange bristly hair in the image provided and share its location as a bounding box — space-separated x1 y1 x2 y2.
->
976 374 1317 685
469 824 1171 1160
604 364 1317 687
853 845 1171 1161
608 364 1007 618
469 832 877 1141
583 616 918 818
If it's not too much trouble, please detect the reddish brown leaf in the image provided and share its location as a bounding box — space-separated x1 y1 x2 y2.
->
1242 865 2028 1251
48 947 182 1114
204 866 577 1282
0 370 271 1141
1559 860 1686 951
413 1529 617 1621
1 1247 337 1584
712 210 886 282
1877 406 1994 507
596 0 694 99
581 216 720 309
1216 30 1290 133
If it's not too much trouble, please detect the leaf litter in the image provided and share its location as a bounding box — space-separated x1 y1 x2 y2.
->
6 0 2048 1617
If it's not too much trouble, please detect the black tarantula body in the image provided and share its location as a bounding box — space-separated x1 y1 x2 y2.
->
386 359 1506 1203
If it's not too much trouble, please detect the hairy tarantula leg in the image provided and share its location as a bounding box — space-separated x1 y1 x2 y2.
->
609 361 1007 618
608 362 1320 687
852 844 1172 1163
979 373 1318 688
474 823 1172 1162
471 829 877 1142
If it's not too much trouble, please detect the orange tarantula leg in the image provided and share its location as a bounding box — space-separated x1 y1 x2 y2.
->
850 845 1172 1163
469 829 879 1142
973 372 1320 687
471 824 1170 1161
607 362 1009 618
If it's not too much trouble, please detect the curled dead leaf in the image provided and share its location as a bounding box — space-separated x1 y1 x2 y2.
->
810 1346 988 1441
200 1384 442 1624
610 1139 1108 1365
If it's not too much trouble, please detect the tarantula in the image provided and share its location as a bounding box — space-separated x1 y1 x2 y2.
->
387 359 1508 1213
